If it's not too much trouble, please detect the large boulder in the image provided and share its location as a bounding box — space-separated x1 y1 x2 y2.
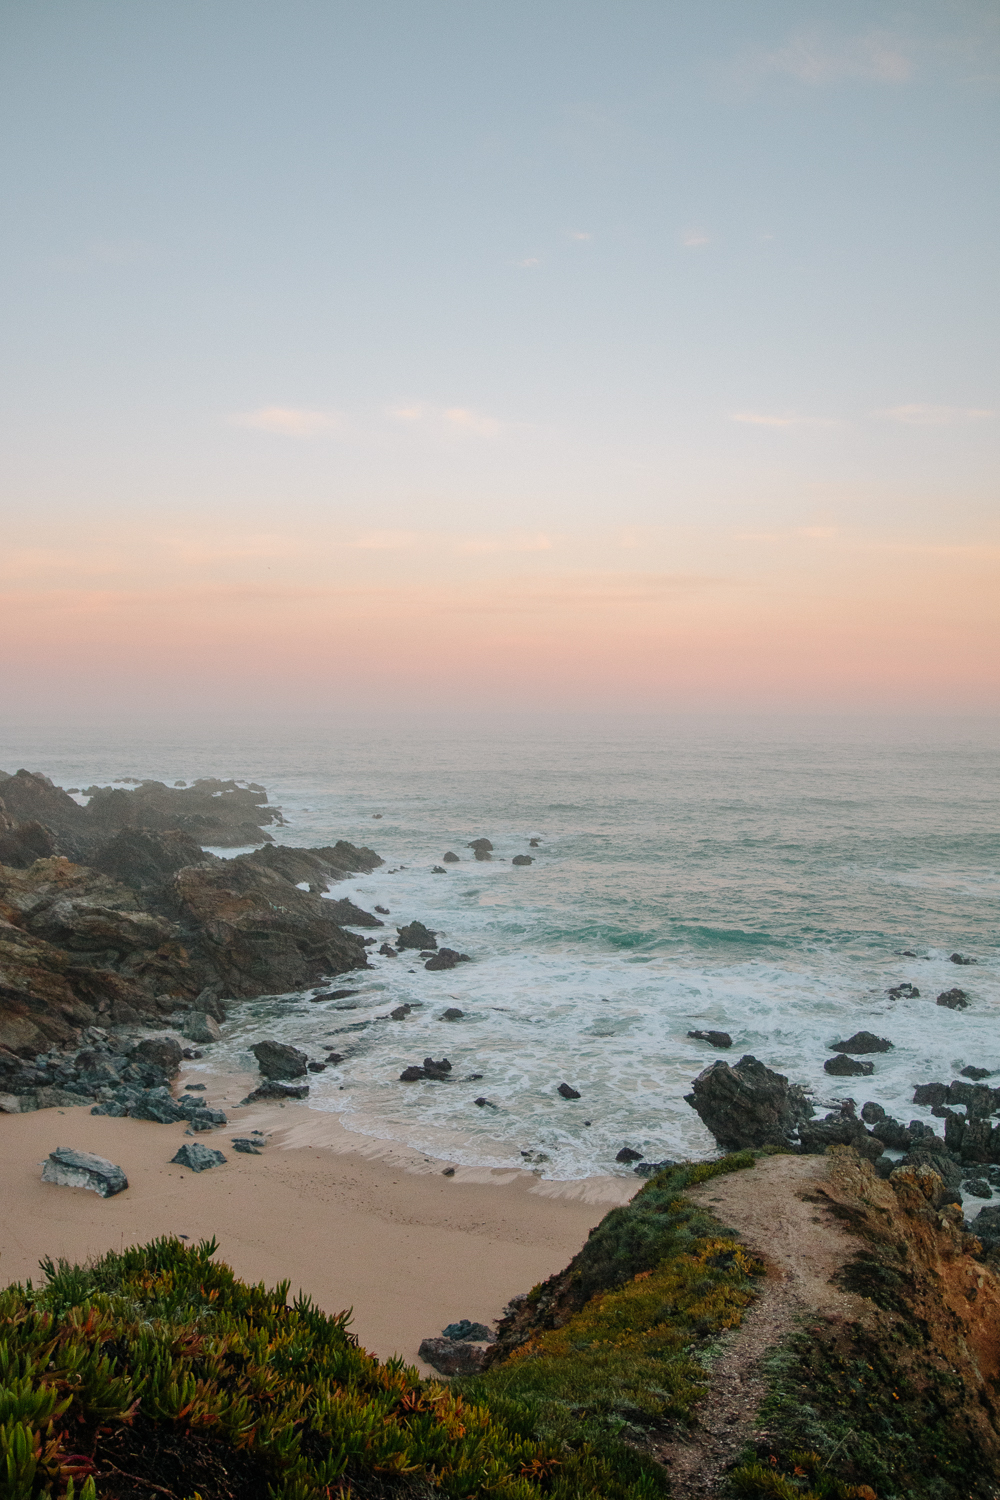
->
252 1040 308 1080
42 1146 127 1197
684 1054 814 1151
170 1142 226 1172
829 1031 893 1054
418 1337 489 1375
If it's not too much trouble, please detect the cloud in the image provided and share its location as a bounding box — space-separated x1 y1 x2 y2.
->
231 407 347 436
568 230 592 241
877 404 995 426
717 27 914 97
681 228 709 248
731 411 838 428
390 403 502 437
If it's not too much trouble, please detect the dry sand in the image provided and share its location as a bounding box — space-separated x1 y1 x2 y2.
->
0 1082 635 1370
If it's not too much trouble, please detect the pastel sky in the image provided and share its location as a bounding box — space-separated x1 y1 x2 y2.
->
2 0 998 719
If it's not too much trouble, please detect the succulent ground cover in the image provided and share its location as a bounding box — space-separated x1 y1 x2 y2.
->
0 1238 574 1500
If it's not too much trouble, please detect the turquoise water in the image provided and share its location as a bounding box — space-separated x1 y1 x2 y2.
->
3 715 997 1178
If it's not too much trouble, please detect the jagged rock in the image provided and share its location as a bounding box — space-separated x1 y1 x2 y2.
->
688 1029 733 1049
974 1205 1000 1246
84 777 282 848
252 1041 308 1080
400 1065 426 1081
182 1012 222 1044
89 827 208 892
240 1080 309 1103
130 1086 186 1124
684 1054 814 1151
193 986 227 1023
307 1060 326 1072
950 953 976 965
323 898 383 928
860 1101 886 1123
615 1147 644 1163
396 921 437 951
442 852 460 862
442 1007 464 1021
901 1145 960 1191
961 1066 992 1080
871 1116 913 1150
798 1115 883 1161
512 855 532 866
231 1137 263 1154
0 816 57 867
441 1319 494 1342
171 1142 226 1172
418 1337 488 1375
830 1031 893 1054
170 861 368 996
42 1147 127 1197
378 943 398 957
375 905 389 914
887 983 919 999
937 988 969 1010
132 1038 183 1074
913 1082 949 1107
388 1005 411 1020
557 1082 581 1099
423 1057 452 1079
432 866 447 874
824 1055 875 1077
890 1161 960 1210
325 1052 343 1065
425 948 471 971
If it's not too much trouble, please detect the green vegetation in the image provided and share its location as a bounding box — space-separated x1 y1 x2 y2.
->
455 1154 765 1491
728 1316 998 1500
0 1236 568 1500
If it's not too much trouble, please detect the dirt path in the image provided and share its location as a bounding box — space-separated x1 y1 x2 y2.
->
651 1154 873 1498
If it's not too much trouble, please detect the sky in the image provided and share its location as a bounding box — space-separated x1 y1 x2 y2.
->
1 0 998 723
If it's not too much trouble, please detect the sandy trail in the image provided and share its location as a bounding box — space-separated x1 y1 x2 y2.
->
0 1090 633 1370
653 1155 872 1498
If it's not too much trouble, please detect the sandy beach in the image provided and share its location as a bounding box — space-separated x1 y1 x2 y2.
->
0 1081 636 1370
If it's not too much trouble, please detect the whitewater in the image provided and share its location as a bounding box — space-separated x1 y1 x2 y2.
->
5 715 997 1179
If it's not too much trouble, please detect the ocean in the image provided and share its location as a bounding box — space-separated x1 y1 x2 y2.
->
3 714 997 1180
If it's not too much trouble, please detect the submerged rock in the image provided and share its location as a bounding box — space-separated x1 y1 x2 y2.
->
824 1055 875 1077
830 1031 893 1054
684 1054 814 1151
688 1029 733 1049
42 1147 127 1197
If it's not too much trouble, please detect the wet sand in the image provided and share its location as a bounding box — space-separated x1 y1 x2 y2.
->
0 1087 635 1370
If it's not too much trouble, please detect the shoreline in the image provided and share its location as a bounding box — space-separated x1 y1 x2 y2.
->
0 1086 635 1372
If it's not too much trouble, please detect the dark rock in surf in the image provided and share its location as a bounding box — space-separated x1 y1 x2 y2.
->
964 1178 992 1199
512 855 532 866
323 898 383 928
937 988 969 1010
396 921 437 951
688 1029 733 1049
684 1054 814 1152
423 1057 452 1078
950 953 977 965
252 1041 308 1080
861 1101 886 1123
615 1147 644 1163
442 852 460 862
425 948 471 971
529 839 541 847
557 1082 581 1099
379 943 398 957
431 866 447 874
871 1116 913 1150
468 839 493 853
961 1066 992 1080
824 1055 875 1077
913 1082 949 1107
887 982 919 999
132 1037 183 1075
830 1031 893 1054
798 1115 884 1161
442 1007 464 1021
307 1060 326 1072
374 905 389 914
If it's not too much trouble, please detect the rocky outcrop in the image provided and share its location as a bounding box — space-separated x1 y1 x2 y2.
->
424 947 471 971
829 1030 893 1053
823 1054 874 1076
685 1054 815 1151
937 987 969 1009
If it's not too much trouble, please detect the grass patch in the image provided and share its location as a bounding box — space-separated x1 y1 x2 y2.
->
456 1154 763 1494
